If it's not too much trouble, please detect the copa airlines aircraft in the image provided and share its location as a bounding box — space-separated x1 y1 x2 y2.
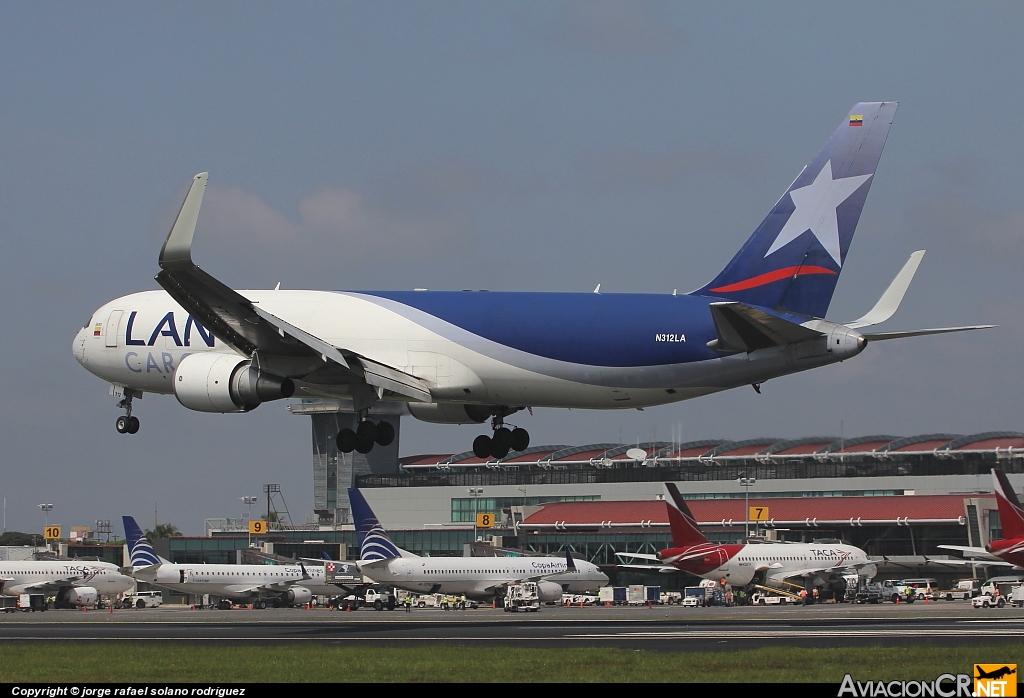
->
619 483 876 591
349 488 607 602
73 102 990 457
123 516 338 608
0 560 134 607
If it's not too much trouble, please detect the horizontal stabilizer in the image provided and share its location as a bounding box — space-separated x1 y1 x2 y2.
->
615 552 660 562
846 251 925 329
863 325 995 342
707 302 823 352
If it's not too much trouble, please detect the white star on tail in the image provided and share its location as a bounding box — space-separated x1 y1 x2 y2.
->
764 160 872 266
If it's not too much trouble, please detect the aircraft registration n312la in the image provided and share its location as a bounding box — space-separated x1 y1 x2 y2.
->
73 102 991 456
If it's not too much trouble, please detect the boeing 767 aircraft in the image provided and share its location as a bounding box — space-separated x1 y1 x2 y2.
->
73 102 990 457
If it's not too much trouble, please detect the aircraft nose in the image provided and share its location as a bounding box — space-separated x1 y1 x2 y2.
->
73 326 88 366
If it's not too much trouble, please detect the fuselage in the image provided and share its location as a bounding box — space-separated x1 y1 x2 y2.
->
359 555 608 599
132 563 338 599
987 538 1024 569
658 541 873 587
0 561 134 597
74 289 864 411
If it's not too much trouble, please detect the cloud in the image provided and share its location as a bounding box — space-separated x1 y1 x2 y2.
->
571 143 758 191
201 183 477 265
549 0 683 56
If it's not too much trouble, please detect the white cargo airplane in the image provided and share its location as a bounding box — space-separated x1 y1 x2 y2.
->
73 103 990 457
0 560 134 608
349 488 608 602
123 515 341 608
617 483 877 593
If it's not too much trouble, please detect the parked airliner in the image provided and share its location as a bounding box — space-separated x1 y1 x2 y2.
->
939 470 1024 570
0 560 133 608
123 516 339 608
618 483 876 592
349 488 607 602
73 102 990 457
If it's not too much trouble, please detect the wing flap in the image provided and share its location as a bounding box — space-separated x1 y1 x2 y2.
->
708 302 824 352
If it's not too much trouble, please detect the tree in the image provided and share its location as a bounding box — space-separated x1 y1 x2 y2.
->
144 523 181 538
0 531 43 546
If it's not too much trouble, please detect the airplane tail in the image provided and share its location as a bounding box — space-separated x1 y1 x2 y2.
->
992 469 1024 539
664 483 709 547
694 102 898 318
347 488 402 562
121 515 165 567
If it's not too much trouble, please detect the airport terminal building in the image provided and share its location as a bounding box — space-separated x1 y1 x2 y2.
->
176 428 1024 587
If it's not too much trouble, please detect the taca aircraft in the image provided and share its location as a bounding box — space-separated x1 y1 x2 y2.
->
73 102 990 457
618 483 877 592
348 488 608 602
0 560 133 608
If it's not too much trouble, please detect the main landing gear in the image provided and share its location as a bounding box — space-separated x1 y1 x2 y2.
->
115 391 140 435
473 417 529 459
336 419 396 455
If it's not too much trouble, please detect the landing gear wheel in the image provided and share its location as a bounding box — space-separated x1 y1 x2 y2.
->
116 416 130 434
257 600 267 609
355 434 375 454
127 416 140 434
473 435 492 458
355 421 377 453
490 439 511 459
374 421 395 447
492 427 512 452
510 428 530 452
336 429 356 453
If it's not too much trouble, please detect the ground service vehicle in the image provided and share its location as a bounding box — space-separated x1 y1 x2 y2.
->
750 592 796 606
937 579 978 601
505 583 540 612
973 593 1006 609
126 591 163 608
365 587 396 611
901 578 940 601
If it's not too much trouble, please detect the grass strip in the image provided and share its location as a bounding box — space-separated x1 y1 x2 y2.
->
0 643 1021 683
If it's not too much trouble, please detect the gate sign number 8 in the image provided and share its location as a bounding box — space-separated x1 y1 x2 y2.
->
476 513 494 528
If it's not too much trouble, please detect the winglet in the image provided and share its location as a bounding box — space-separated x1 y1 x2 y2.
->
159 172 208 271
846 251 925 329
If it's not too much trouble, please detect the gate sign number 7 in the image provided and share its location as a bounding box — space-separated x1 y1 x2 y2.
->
749 506 768 522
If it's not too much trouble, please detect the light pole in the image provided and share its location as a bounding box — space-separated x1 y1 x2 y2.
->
468 488 484 541
737 475 756 539
241 496 258 547
38 504 53 550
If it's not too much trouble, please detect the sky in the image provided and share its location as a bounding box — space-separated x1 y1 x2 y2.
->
1 1 1023 535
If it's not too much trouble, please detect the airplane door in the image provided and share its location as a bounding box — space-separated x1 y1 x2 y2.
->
105 310 123 348
717 548 729 570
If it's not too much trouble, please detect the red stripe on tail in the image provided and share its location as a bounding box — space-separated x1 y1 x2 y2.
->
709 266 837 293
664 483 709 547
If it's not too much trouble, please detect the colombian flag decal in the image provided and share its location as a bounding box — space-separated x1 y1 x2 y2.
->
849 114 863 126
93 324 102 337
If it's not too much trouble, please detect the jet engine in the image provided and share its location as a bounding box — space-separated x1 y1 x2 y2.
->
536 580 563 603
408 402 492 424
59 587 98 607
173 353 294 413
282 586 312 606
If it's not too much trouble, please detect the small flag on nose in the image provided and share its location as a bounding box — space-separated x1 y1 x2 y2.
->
93 324 102 337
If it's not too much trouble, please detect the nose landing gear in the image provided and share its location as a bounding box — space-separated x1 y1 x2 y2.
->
473 417 529 459
114 389 141 435
336 418 396 454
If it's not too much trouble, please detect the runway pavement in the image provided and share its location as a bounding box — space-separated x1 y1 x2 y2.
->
2 603 1022 650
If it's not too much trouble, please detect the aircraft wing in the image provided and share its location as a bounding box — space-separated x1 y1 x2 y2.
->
154 173 430 404
615 563 678 574
17 575 85 593
707 302 824 352
937 545 1004 561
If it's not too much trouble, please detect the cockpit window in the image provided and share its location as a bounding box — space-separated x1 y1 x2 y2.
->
84 315 93 329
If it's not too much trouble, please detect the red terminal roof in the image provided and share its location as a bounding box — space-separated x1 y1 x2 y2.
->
892 439 952 453
523 495 973 527
773 442 833 456
834 440 890 454
954 436 1024 450
716 443 774 457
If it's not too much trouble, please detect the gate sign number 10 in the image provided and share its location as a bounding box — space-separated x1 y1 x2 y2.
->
249 520 267 534
44 526 61 539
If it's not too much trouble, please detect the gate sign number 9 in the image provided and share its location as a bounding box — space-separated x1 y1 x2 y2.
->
249 520 266 534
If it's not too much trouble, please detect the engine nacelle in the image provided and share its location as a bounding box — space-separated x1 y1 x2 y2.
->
173 352 294 413
282 586 312 606
536 580 563 603
407 402 493 424
62 587 98 606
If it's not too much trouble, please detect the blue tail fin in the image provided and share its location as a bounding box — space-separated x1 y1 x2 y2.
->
122 515 162 567
347 488 402 561
695 102 898 318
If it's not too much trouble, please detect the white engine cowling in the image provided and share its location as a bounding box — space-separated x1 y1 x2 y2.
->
282 586 312 606
536 581 563 603
408 402 492 424
63 587 98 606
173 352 294 413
